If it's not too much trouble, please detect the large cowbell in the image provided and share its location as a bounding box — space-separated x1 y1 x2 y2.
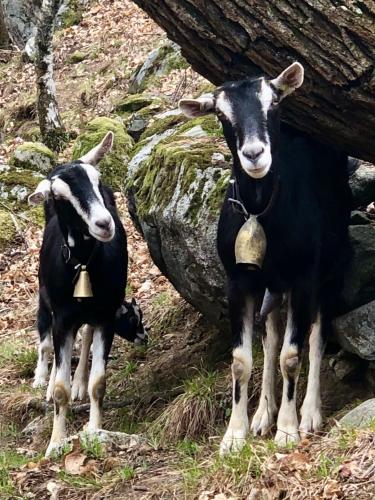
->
73 265 93 298
234 215 267 269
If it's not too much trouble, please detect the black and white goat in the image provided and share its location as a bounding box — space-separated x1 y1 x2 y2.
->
180 63 351 454
29 132 130 456
33 297 147 401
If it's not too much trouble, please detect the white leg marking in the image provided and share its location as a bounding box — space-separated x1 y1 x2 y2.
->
251 309 279 436
300 312 323 438
275 297 300 446
220 298 254 456
87 328 106 432
46 357 56 402
71 325 93 401
33 332 53 388
46 335 74 457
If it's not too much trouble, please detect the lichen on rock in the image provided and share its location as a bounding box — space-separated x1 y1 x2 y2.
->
10 142 56 174
72 117 134 190
126 114 231 326
0 166 43 206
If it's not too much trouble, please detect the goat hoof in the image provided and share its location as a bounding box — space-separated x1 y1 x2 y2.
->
32 377 47 388
45 441 62 458
251 405 276 436
274 427 300 447
299 409 322 439
220 426 247 456
71 378 88 401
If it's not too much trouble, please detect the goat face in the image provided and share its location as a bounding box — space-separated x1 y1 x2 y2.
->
179 62 304 179
115 298 148 345
28 132 116 242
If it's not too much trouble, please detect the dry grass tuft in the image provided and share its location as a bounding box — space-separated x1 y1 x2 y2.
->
151 369 227 442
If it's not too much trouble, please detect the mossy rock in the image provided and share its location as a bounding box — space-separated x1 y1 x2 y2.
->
25 205 45 227
10 142 56 174
59 0 84 28
0 209 16 251
128 41 189 94
140 111 188 141
67 51 87 64
114 94 164 115
72 117 134 190
0 166 43 207
130 133 230 222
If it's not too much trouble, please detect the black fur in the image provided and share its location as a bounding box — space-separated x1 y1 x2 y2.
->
216 78 352 351
37 162 127 370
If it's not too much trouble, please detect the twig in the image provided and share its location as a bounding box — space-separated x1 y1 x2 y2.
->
26 387 184 414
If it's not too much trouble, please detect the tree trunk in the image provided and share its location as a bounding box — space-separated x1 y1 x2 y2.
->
0 2 11 48
35 0 67 152
133 0 375 163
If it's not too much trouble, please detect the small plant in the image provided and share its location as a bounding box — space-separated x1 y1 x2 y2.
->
315 453 340 479
0 450 30 498
80 434 104 459
58 470 101 490
119 465 135 481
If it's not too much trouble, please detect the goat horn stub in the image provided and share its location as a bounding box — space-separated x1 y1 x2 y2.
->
73 265 94 298
234 215 267 270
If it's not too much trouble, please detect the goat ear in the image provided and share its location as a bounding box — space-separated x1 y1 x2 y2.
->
28 179 51 205
270 62 304 99
179 94 215 117
79 131 114 166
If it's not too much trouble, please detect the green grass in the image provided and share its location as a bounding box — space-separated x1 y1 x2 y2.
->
119 465 135 481
0 339 37 378
0 422 19 439
314 453 342 479
0 450 31 498
58 471 101 490
80 434 104 459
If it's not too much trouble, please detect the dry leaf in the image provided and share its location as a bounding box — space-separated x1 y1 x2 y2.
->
63 451 88 475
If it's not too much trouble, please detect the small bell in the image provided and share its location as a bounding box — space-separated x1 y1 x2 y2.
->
73 265 93 298
235 215 267 269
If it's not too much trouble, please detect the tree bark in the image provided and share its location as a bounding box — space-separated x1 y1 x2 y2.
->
35 0 67 152
0 1 11 48
133 0 375 163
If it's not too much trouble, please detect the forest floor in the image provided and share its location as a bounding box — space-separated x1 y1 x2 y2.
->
1 1 375 499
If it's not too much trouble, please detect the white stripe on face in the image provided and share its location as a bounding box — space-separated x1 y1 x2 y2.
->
216 92 235 123
238 78 273 179
51 174 115 242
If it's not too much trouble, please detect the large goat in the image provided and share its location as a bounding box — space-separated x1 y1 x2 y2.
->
180 63 351 454
29 132 129 456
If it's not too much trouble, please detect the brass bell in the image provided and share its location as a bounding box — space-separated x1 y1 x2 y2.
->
73 265 93 298
234 215 267 269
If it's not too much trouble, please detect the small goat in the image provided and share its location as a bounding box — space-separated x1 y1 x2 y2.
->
180 63 351 454
29 132 130 456
34 297 147 401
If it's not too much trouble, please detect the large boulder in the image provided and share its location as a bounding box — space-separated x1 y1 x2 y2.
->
349 160 375 208
334 301 375 360
126 113 231 326
10 142 56 174
339 399 375 428
72 117 134 190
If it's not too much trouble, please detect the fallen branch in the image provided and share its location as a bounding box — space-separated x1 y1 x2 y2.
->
26 386 184 414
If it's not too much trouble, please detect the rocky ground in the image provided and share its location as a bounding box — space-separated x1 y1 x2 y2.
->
1 1 375 499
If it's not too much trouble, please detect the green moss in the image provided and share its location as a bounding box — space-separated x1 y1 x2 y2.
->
59 0 84 28
0 209 16 251
26 205 45 227
0 168 42 191
207 170 231 214
133 137 224 221
67 50 87 64
140 113 187 141
18 123 41 142
72 117 134 189
114 94 160 114
10 142 56 174
175 115 222 138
